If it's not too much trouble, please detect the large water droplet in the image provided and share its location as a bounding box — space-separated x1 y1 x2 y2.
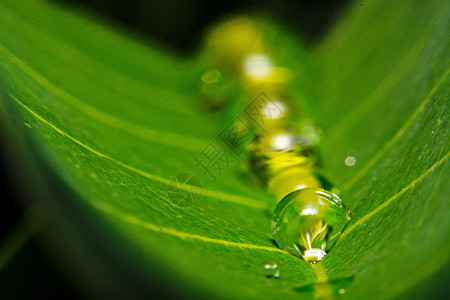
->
272 188 351 263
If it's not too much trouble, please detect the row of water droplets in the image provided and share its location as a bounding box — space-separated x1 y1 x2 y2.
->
199 17 351 264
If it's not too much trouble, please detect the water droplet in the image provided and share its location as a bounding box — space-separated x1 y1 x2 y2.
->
263 263 280 279
247 130 318 186
261 100 286 120
264 263 277 269
338 289 345 294
199 68 233 111
344 156 356 167
272 134 293 149
243 54 274 79
272 188 351 263
201 69 222 84
203 17 262 68
268 168 335 201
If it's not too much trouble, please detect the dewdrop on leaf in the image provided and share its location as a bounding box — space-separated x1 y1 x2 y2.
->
271 188 350 263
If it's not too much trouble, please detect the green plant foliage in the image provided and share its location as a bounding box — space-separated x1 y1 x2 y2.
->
0 0 448 299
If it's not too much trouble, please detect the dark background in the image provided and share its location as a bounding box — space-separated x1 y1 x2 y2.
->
60 0 350 53
0 0 349 298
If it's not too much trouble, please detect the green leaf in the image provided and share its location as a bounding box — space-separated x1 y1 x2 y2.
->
0 0 448 299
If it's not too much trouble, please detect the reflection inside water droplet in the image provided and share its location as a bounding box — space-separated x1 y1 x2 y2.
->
272 188 351 263
247 129 319 187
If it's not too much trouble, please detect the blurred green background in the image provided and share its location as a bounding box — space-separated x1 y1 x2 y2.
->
1 0 448 298
0 0 349 297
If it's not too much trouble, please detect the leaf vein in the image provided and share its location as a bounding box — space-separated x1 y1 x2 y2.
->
328 5 447 140
0 43 208 152
9 94 266 209
92 201 287 254
343 67 450 191
0 3 194 113
337 151 449 243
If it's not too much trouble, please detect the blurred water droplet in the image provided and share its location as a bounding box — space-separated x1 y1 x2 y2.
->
261 100 286 120
264 264 277 269
274 270 280 279
344 156 356 167
264 263 279 279
243 54 274 79
338 289 345 294
201 69 222 84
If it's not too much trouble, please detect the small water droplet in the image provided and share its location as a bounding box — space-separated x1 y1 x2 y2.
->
344 156 356 167
272 188 351 263
201 69 222 84
263 263 279 279
264 264 277 269
338 289 345 294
